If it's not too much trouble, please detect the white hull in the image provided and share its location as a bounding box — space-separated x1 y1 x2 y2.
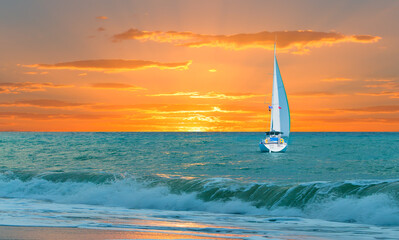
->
259 142 287 153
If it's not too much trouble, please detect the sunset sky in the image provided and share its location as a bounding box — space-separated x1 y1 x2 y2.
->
0 0 398 132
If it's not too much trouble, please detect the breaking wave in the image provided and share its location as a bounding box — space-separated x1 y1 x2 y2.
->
1 171 399 226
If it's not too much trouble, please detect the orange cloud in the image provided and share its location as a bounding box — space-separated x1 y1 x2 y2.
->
24 59 192 73
299 116 399 124
23 71 48 75
183 115 221 123
356 91 399 98
364 79 393 82
140 106 249 115
0 82 71 94
89 83 145 91
0 99 88 108
357 79 398 98
363 79 398 89
292 106 399 117
177 126 217 132
87 103 258 114
191 92 264 100
356 79 399 98
148 92 199 97
291 109 340 117
129 105 254 131
87 104 255 123
338 105 399 113
148 91 264 100
112 29 381 53
96 16 108 20
321 77 352 82
290 91 347 98
97 27 106 32
83 103 256 132
0 112 121 120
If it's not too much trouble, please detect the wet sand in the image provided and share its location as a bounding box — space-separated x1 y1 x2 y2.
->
0 226 239 240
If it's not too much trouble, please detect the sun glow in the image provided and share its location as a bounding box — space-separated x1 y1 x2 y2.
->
179 126 213 132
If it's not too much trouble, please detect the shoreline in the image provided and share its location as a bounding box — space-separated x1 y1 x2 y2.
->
0 226 238 240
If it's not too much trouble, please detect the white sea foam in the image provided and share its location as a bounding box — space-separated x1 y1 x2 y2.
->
1 176 399 227
306 194 399 226
1 197 399 240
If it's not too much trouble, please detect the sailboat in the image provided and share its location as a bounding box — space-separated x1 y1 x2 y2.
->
259 43 290 153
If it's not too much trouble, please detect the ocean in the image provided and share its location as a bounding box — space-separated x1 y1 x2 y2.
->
1 132 399 239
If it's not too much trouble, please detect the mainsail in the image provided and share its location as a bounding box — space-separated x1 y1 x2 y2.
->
270 44 290 137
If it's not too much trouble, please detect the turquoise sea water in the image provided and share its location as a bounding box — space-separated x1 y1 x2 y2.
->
1 132 399 239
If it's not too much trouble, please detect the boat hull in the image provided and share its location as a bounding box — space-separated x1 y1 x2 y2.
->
259 142 287 153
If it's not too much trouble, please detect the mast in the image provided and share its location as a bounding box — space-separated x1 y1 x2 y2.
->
269 43 275 131
271 42 281 132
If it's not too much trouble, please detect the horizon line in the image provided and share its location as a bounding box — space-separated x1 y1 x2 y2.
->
0 131 397 133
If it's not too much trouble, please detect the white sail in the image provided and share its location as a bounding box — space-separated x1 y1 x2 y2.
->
260 43 290 152
270 44 290 137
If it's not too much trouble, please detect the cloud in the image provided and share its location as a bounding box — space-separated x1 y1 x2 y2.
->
88 103 204 111
148 92 199 97
23 71 48 75
89 83 145 91
301 116 399 124
140 106 249 115
88 103 252 115
0 99 88 108
321 77 352 82
112 28 381 53
24 59 192 73
0 82 71 94
97 27 106 32
356 91 399 98
177 126 217 132
338 105 399 113
96 16 108 20
363 79 398 89
83 103 254 132
0 112 120 120
183 115 220 123
357 79 399 98
364 79 393 82
290 91 347 97
191 92 264 100
122 104 254 132
291 109 339 117
147 91 264 100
